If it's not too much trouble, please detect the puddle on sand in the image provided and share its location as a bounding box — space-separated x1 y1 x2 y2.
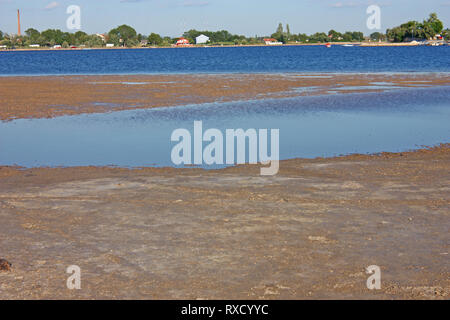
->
93 102 123 108
0 86 449 168
90 81 177 85
334 85 403 91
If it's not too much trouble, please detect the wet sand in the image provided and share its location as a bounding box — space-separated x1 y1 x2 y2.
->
0 73 449 299
1 73 449 121
0 145 449 299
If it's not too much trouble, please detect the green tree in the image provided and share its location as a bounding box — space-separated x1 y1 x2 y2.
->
0 39 12 48
108 25 137 47
386 27 405 42
386 13 443 42
272 23 286 43
427 13 443 34
352 31 364 41
276 23 283 35
25 28 40 41
328 29 343 41
160 36 171 46
342 31 353 42
310 32 328 43
442 29 450 40
148 33 163 45
107 33 120 46
41 29 65 45
74 31 88 45
88 35 104 47
286 24 291 41
36 36 47 46
370 32 385 41
295 33 309 42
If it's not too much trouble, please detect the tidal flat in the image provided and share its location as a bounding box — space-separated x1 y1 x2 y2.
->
0 72 448 299
0 146 449 299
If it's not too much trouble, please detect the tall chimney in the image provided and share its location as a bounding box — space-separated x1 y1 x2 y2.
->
17 9 21 36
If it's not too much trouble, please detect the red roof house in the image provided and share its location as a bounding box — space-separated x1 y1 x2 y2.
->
176 37 190 46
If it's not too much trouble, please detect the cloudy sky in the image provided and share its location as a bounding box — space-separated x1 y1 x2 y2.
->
1 0 449 36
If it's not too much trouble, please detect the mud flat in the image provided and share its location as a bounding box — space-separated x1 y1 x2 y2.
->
1 72 449 121
0 145 449 299
0 73 448 299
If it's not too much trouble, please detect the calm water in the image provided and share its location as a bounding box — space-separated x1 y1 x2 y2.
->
0 87 449 168
1 46 450 75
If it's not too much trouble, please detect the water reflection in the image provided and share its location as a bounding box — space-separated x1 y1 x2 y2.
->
0 87 449 168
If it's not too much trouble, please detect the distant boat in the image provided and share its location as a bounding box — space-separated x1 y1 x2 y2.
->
342 44 354 47
325 43 331 48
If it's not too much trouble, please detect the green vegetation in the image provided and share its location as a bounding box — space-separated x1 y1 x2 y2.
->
386 13 444 42
181 29 255 45
269 23 364 43
108 24 138 47
148 33 163 46
370 32 386 41
0 13 446 49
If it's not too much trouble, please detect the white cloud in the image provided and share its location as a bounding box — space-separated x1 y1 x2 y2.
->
45 1 60 10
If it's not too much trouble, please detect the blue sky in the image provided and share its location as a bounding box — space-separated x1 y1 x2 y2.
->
1 0 449 36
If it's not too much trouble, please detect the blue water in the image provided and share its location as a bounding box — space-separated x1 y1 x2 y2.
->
1 46 450 75
0 87 449 168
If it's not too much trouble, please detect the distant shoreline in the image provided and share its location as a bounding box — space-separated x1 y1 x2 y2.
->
2 41 446 52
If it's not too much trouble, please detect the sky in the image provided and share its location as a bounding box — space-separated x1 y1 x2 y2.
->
0 0 449 37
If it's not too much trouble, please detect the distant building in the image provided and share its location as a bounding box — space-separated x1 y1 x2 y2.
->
106 43 114 48
176 37 190 46
140 40 148 46
96 33 107 42
29 44 40 48
196 34 210 44
264 38 282 45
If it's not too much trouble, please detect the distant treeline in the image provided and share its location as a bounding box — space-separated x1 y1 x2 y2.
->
0 13 447 48
385 13 446 42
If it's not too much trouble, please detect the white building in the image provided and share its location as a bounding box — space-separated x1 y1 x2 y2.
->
264 38 282 45
29 44 40 48
106 43 114 48
196 34 210 44
96 33 107 42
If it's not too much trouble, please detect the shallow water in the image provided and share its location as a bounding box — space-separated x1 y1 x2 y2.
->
0 86 449 168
